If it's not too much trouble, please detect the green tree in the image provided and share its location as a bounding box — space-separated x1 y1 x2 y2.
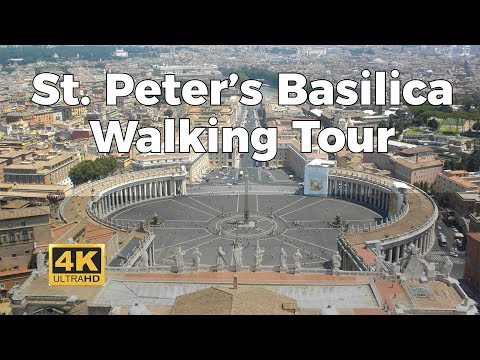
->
464 148 480 172
164 109 173 117
377 120 388 128
69 156 117 186
427 119 439 131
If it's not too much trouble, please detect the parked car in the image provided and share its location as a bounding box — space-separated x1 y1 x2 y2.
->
449 252 459 258
437 225 442 230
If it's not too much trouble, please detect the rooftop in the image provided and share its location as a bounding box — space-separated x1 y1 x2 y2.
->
394 157 443 170
306 159 336 167
399 146 434 155
171 286 297 315
0 206 50 221
346 188 434 245
457 192 480 201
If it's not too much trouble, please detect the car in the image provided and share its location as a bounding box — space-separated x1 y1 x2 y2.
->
452 227 459 232
437 225 442 230
449 252 459 258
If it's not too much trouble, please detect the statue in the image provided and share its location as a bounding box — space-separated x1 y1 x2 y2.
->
390 261 401 275
173 247 186 271
293 249 303 271
375 250 384 272
442 256 453 278
36 251 46 272
140 250 149 267
8 284 21 298
332 251 342 271
216 246 227 269
254 245 265 269
329 212 347 228
192 247 202 270
233 242 246 269
280 247 288 271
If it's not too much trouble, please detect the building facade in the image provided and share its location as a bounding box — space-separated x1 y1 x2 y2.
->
3 152 78 184
464 232 480 292
0 206 51 271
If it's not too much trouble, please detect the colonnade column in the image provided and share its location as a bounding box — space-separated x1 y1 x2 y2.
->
395 246 400 262
387 248 393 262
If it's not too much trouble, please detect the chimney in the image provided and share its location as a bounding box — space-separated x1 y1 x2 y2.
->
233 275 238 289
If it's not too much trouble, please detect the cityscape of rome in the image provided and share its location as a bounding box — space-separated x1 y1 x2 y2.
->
0 45 480 315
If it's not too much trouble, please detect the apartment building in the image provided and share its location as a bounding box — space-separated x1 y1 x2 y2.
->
3 152 79 184
0 206 52 271
364 146 443 185
464 232 480 292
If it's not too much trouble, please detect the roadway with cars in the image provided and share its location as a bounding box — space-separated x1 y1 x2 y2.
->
424 218 466 279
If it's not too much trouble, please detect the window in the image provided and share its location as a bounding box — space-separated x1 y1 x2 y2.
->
9 232 15 242
21 221 26 226
21 231 28 241
24 250 30 255
11 253 16 258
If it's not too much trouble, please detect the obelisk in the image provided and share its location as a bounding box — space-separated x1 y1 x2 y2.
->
244 174 249 224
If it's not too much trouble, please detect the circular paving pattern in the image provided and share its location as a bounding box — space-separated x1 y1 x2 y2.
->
206 213 287 240
107 185 383 269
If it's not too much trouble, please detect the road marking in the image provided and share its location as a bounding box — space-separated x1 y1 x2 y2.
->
273 197 305 214
281 232 336 253
154 233 212 253
270 237 329 261
289 227 333 230
160 227 205 230
280 198 328 217
236 194 240 213
171 198 215 217
266 170 277 182
184 236 220 252
163 219 208 222
188 196 222 214
256 194 259 212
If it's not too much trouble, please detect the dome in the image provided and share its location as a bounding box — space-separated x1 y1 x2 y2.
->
371 58 386 64
128 302 150 315
319 305 339 315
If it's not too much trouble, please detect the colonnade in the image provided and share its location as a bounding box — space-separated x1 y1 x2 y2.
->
382 226 435 262
328 177 390 215
93 177 186 217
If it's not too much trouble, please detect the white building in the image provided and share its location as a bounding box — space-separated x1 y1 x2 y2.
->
303 159 336 196
114 48 128 58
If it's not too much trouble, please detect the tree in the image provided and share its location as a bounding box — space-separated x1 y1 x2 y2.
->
473 121 480 131
427 119 439 131
377 120 388 128
68 156 117 186
464 148 480 172
164 109 173 117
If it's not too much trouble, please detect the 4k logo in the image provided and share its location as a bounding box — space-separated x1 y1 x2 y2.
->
49 244 105 286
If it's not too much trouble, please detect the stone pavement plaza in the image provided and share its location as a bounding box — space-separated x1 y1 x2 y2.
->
107 186 382 269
